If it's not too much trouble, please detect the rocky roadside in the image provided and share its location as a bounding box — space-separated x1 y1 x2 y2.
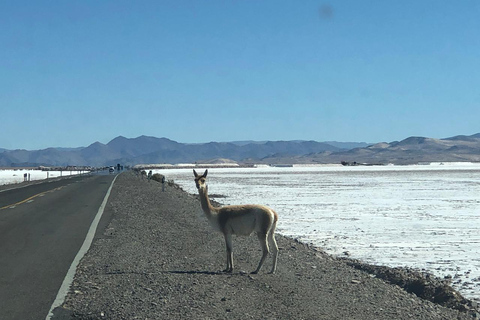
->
53 171 478 319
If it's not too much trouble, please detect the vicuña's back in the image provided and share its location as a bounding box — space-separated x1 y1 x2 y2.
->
193 169 278 274
217 204 277 236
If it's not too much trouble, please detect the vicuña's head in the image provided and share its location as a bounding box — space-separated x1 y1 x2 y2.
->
193 169 208 190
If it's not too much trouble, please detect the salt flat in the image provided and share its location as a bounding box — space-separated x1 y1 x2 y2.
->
159 163 480 303
0 169 84 186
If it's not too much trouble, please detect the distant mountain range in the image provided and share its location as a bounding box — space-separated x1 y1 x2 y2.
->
271 133 480 165
0 134 479 167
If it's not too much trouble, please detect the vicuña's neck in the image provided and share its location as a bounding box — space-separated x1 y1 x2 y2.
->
198 187 217 216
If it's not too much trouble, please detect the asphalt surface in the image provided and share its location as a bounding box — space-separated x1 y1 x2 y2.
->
0 174 116 320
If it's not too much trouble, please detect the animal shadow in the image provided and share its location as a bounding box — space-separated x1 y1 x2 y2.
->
166 270 224 275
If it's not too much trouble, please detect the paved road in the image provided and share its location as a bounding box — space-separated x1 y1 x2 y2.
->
0 174 117 320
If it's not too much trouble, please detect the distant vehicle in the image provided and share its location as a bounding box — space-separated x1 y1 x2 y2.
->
109 167 115 173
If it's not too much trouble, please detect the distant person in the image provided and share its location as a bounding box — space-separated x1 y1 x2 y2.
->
162 175 166 192
148 170 153 181
24 173 27 182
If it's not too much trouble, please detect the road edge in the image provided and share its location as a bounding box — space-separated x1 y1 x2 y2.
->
45 174 118 320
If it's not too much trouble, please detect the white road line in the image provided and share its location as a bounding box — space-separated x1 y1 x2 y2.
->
45 175 118 320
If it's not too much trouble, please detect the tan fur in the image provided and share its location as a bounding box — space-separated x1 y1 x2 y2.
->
194 169 278 274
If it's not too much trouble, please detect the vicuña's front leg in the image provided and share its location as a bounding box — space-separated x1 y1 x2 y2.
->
223 233 234 272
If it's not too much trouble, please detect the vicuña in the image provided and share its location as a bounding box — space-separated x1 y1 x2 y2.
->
193 169 278 274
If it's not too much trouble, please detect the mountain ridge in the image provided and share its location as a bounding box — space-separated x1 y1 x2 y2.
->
1 134 479 167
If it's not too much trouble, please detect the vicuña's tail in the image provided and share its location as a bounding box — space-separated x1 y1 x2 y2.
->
270 209 278 232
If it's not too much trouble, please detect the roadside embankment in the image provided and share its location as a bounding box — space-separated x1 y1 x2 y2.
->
53 171 478 319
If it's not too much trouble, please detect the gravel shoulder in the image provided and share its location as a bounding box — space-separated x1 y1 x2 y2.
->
53 171 478 319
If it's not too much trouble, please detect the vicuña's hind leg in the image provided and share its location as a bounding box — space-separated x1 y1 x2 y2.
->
268 229 278 274
252 233 270 274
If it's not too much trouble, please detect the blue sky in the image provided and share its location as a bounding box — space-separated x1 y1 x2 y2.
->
1 1 479 150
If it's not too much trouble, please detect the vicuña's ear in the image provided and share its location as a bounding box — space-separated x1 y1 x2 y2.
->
193 169 198 177
203 169 208 178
